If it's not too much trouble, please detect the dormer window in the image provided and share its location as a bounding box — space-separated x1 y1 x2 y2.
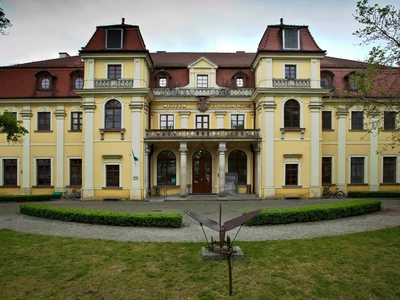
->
232 70 249 88
197 75 208 88
283 29 299 50
320 71 335 90
154 70 172 88
236 78 244 87
70 70 84 90
35 70 56 91
106 29 123 49
159 77 167 87
345 71 359 91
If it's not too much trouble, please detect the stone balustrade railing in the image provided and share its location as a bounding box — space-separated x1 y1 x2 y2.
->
145 129 261 140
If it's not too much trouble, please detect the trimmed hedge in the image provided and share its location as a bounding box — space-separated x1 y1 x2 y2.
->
20 204 182 228
0 194 53 202
348 191 400 198
244 200 381 226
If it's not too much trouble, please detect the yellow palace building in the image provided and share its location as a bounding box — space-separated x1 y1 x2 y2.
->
1 19 400 200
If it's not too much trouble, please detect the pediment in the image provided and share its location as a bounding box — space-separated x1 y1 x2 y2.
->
188 56 218 69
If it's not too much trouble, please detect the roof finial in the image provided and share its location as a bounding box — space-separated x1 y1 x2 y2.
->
280 18 283 25
122 17 125 25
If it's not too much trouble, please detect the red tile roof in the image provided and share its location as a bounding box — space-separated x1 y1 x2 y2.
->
81 24 146 52
4 56 84 68
257 25 324 52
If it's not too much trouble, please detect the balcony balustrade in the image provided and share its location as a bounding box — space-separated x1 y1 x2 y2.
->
145 129 261 141
94 79 134 88
273 79 311 88
152 88 255 97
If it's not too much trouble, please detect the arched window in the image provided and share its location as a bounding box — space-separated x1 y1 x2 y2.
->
228 150 247 185
154 70 172 88
157 150 176 185
284 99 300 128
105 100 121 129
35 69 56 91
69 70 84 90
232 70 249 88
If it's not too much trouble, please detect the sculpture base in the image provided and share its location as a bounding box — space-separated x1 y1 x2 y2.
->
201 246 244 261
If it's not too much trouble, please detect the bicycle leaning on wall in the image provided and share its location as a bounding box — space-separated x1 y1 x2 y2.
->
322 186 345 199
60 186 81 200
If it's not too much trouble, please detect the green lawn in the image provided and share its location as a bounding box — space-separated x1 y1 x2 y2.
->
1 227 399 299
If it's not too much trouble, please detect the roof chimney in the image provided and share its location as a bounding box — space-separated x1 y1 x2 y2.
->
280 18 283 25
122 17 125 25
59 52 70 58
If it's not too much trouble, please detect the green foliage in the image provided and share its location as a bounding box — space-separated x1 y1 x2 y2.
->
353 0 400 66
0 194 52 202
244 200 381 226
0 4 11 35
19 204 183 228
348 191 400 198
0 111 29 142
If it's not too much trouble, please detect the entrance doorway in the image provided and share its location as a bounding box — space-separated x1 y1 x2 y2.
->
192 150 212 194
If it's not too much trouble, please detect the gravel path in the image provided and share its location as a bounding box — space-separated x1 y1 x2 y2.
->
1 199 399 242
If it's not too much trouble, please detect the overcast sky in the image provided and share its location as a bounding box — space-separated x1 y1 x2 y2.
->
0 0 397 66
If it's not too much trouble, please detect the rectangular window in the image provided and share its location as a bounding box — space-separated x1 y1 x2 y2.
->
322 157 332 185
351 157 364 184
159 77 167 87
108 65 122 79
283 29 299 49
384 111 396 130
351 111 364 130
236 78 244 87
383 157 396 183
231 114 244 129
160 114 174 130
106 165 120 187
70 159 82 186
37 112 51 131
37 159 51 186
285 164 298 186
197 75 208 88
196 115 209 129
106 29 123 49
285 65 296 79
3 159 18 186
322 111 332 130
71 112 82 131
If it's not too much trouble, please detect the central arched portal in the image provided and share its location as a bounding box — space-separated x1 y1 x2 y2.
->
192 150 212 194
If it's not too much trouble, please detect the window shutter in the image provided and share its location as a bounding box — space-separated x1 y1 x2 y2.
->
106 29 123 49
284 29 299 49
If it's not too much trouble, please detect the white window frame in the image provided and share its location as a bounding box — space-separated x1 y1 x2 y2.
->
283 161 302 186
1 108 18 120
35 108 53 131
322 110 335 130
283 63 299 79
159 113 175 130
103 162 122 188
101 98 125 129
349 110 366 130
67 157 82 187
105 28 123 49
34 157 53 186
283 29 300 50
229 113 245 129
105 62 124 79
194 114 211 129
0 157 20 186
281 97 304 129
68 109 83 131
197 74 208 88
349 155 368 184
381 155 399 184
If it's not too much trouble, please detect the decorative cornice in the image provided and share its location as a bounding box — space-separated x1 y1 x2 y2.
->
102 155 123 159
283 154 303 158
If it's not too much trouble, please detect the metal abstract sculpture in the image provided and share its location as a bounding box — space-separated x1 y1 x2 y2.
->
184 205 261 295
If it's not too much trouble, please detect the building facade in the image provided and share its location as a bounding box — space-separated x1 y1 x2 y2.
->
1 20 400 200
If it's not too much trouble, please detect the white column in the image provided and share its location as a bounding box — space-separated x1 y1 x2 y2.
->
266 58 273 88
20 106 31 195
369 111 379 191
218 142 227 196
310 59 319 88
309 100 322 197
134 58 141 87
84 59 94 89
179 112 191 129
210 69 216 88
253 142 261 197
215 111 226 129
130 101 143 199
54 106 65 192
144 143 150 198
263 99 276 199
82 101 96 200
337 107 348 192
179 142 188 197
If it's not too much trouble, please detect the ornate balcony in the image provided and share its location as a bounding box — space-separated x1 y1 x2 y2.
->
94 79 134 88
152 88 255 97
145 129 261 141
273 79 311 88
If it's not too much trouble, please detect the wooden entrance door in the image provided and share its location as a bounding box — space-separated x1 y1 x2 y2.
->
192 150 212 194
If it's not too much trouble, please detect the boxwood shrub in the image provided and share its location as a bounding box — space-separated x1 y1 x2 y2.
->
20 204 182 228
0 194 53 202
348 191 400 198
244 200 381 226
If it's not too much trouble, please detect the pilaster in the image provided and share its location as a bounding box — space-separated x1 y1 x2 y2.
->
336 106 348 192
218 142 227 196
369 110 380 191
214 111 226 129
263 99 276 199
179 142 188 197
179 111 191 129
130 101 145 199
266 58 273 88
54 106 65 192
309 99 322 197
20 106 31 195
